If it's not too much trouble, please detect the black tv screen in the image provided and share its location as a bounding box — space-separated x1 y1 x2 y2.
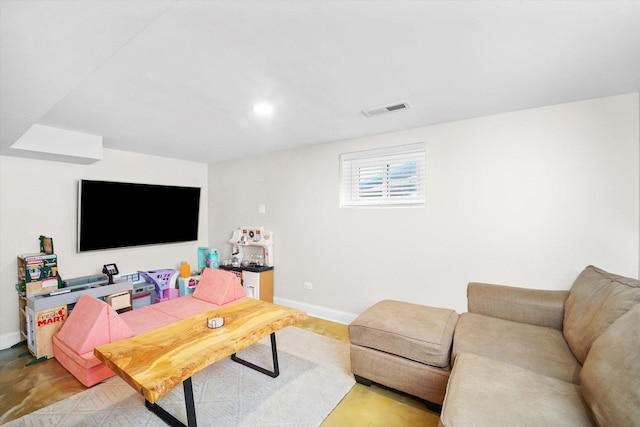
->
78 180 201 252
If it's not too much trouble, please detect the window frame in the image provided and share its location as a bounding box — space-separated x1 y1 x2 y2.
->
339 142 426 209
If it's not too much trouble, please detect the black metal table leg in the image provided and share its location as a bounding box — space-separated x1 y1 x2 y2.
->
145 332 280 426
231 332 279 378
145 377 197 427
184 377 197 427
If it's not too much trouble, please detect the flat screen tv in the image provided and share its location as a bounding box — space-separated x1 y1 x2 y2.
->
78 180 201 252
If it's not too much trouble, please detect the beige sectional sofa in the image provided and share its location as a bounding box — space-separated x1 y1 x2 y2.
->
441 265 640 426
349 265 640 426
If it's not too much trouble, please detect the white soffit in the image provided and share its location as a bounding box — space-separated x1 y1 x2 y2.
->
10 124 103 164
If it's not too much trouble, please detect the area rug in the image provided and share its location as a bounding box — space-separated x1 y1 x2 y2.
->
4 326 354 427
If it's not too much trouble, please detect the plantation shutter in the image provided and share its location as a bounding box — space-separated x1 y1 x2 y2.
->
340 142 426 208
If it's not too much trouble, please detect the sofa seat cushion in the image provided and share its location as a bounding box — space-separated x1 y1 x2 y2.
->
453 312 581 384
52 335 116 387
563 265 640 364
119 305 182 336
152 294 246 321
580 304 640 427
150 295 219 319
52 334 104 369
440 352 593 427
349 300 458 368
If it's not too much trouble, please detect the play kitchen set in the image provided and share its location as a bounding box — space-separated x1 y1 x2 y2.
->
176 226 274 301
14 227 274 363
219 226 275 302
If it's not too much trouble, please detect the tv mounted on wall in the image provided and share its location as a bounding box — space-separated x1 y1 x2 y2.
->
78 180 201 252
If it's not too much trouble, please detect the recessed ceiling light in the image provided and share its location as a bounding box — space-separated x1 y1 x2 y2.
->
252 103 274 115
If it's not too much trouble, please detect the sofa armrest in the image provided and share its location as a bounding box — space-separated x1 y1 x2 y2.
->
467 282 569 330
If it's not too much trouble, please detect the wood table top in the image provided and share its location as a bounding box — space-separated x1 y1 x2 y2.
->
94 298 307 403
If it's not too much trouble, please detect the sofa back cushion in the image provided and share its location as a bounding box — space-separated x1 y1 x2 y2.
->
563 265 640 363
580 304 640 427
192 268 246 305
56 294 135 354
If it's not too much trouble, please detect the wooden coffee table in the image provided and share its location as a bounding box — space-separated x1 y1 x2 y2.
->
94 298 306 426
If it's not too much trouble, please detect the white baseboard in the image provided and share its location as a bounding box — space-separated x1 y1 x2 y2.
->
1 331 24 351
274 297 358 325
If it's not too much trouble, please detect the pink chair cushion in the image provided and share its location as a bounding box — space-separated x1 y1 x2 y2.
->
150 295 219 319
53 334 104 369
192 268 246 304
120 305 182 336
52 334 116 387
55 294 135 354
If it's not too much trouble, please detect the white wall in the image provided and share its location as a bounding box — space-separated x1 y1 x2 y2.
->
209 94 640 321
0 149 208 349
1 94 637 349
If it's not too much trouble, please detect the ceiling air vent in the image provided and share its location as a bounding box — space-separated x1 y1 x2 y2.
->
362 102 411 117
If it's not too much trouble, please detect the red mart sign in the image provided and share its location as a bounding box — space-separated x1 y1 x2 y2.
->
36 308 66 327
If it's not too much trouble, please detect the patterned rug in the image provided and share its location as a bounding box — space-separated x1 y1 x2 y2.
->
5 326 354 426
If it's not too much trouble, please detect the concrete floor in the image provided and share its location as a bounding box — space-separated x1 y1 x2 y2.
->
0 316 440 426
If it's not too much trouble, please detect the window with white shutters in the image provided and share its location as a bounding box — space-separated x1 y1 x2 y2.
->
340 142 426 208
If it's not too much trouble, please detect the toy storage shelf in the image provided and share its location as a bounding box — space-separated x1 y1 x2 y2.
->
18 280 133 359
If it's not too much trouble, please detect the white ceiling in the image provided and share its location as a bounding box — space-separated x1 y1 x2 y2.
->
1 0 639 165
